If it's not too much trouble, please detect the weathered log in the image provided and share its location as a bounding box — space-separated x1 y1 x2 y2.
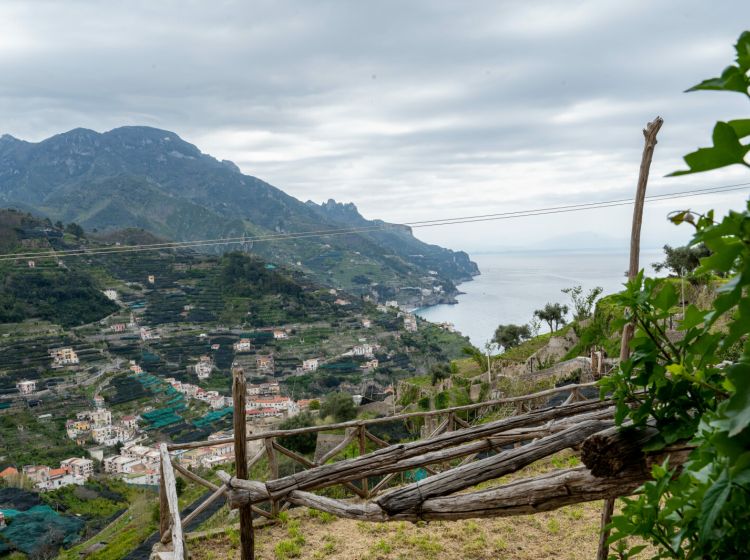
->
159 444 185 559
375 419 612 515
272 440 367 498
247 444 267 471
171 460 222 493
180 483 227 531
280 445 691 523
581 424 660 477
265 399 612 499
167 382 597 451
220 407 615 507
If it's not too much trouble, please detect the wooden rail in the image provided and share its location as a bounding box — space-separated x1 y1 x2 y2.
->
166 381 597 451
156 377 601 559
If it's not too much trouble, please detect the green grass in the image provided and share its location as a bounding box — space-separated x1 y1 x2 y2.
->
57 488 157 560
498 324 573 363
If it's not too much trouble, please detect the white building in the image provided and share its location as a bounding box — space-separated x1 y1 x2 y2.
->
246 396 296 413
194 356 214 380
50 347 79 367
77 409 112 428
351 344 377 358
17 379 37 395
273 329 288 340
302 358 319 372
60 457 94 480
233 338 252 352
103 289 118 301
103 455 142 475
403 315 418 333
247 382 281 396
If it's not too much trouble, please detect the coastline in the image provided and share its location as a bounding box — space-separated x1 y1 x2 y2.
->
414 250 664 347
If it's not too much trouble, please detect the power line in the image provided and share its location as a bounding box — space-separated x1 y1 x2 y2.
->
1 182 748 262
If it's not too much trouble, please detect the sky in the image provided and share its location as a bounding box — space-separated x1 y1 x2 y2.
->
1 0 749 254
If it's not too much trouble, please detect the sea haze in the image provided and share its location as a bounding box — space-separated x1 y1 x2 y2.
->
416 249 665 348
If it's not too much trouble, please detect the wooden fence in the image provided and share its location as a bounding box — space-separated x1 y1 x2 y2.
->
152 374 667 560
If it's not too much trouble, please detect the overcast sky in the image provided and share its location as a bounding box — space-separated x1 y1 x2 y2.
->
1 0 749 253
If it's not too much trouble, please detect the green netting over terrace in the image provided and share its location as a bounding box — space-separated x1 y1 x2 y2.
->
0 505 84 556
192 407 233 428
141 406 184 429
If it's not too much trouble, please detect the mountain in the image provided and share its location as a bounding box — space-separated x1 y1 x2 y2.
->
0 127 478 304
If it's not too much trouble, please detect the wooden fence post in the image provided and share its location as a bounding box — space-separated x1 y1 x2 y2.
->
233 366 254 560
358 425 368 497
159 444 185 559
159 461 169 541
265 437 279 514
599 115 663 560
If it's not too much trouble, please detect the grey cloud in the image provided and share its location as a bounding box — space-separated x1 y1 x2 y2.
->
1 0 749 252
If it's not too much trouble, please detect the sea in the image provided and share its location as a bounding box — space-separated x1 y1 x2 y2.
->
415 249 664 348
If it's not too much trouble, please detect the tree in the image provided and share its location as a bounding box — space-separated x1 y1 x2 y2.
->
320 392 356 422
277 411 317 455
652 243 711 276
64 222 84 238
430 363 451 385
492 323 531 350
175 476 186 496
533 303 569 332
561 285 603 322
308 399 320 411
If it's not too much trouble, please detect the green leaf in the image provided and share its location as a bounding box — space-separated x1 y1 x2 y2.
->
725 362 750 437
653 282 678 311
728 118 750 139
686 65 750 95
679 304 706 331
700 240 742 273
735 31 750 71
669 122 750 176
699 470 730 541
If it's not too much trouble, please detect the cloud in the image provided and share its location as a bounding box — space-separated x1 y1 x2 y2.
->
1 0 749 252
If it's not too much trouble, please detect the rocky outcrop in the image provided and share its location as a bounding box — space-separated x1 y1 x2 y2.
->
525 328 579 373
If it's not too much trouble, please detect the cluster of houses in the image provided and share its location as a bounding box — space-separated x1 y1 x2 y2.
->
103 442 161 486
344 343 379 358
175 431 236 469
164 377 232 410
50 347 79 367
0 457 94 492
65 396 138 447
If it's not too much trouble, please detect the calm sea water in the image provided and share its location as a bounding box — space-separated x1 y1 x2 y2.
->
416 250 663 348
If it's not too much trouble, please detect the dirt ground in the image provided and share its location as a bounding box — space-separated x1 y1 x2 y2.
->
189 500 625 560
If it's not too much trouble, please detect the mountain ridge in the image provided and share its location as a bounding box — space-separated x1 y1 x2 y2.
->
0 126 479 305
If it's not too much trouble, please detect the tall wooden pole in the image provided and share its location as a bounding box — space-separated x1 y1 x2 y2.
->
233 367 254 560
598 116 663 560
619 116 664 362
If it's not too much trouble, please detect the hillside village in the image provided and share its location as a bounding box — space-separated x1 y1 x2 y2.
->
0 231 463 501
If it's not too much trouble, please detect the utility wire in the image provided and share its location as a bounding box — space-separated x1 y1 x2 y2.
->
1 182 747 262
